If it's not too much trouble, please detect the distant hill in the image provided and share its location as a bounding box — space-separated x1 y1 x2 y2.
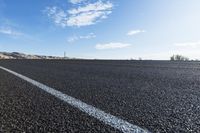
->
0 52 68 59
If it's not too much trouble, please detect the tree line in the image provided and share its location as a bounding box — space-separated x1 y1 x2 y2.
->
170 55 189 61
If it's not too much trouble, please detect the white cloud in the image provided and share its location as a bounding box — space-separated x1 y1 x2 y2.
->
80 32 96 39
127 30 146 36
68 1 113 15
45 1 113 27
95 42 131 50
67 33 96 42
69 0 86 4
174 41 200 47
67 10 112 27
44 6 68 27
67 1 113 27
67 36 79 43
0 27 23 36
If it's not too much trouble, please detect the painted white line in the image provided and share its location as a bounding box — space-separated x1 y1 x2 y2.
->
0 66 150 133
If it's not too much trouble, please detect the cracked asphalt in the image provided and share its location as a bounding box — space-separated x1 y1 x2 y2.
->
1 60 200 132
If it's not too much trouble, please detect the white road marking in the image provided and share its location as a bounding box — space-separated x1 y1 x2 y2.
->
0 66 150 133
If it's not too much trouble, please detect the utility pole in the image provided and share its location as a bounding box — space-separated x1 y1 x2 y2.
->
64 51 66 59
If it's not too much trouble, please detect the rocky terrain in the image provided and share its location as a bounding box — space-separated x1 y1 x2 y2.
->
0 52 67 59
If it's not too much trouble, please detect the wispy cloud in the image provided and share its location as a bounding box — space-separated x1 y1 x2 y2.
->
67 36 79 43
0 27 23 36
44 1 113 27
67 33 96 43
68 1 113 15
44 6 68 28
79 32 96 39
95 42 131 50
67 1 113 27
69 0 86 4
127 30 146 36
174 41 200 47
0 24 41 42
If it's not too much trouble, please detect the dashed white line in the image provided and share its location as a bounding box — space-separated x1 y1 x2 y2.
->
0 66 150 133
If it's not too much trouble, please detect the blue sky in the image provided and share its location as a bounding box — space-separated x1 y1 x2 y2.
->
0 0 200 59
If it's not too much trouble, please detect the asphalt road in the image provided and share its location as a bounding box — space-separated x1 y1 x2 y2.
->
0 69 120 132
0 60 200 132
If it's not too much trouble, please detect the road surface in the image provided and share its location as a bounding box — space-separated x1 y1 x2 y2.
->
0 60 200 132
